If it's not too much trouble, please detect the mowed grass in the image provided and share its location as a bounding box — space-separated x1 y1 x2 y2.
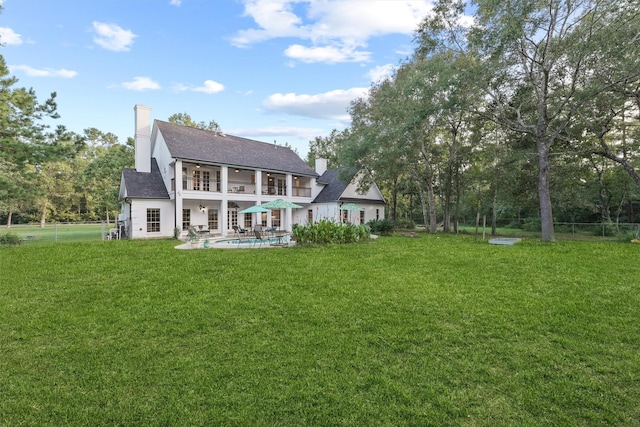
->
1 236 639 426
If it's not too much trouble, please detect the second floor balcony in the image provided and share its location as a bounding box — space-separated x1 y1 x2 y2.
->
171 174 312 198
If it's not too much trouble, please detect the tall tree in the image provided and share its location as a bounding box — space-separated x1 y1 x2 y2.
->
168 112 222 133
466 0 636 241
0 53 65 227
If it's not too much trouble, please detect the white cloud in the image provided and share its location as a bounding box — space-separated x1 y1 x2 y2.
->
173 80 225 94
263 87 368 121
0 27 23 45
10 65 77 78
367 64 396 83
92 21 137 52
192 80 225 94
231 0 436 64
284 44 370 63
234 126 324 140
170 0 182 5
121 76 161 91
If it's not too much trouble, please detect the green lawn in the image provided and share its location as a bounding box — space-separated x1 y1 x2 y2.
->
1 236 639 425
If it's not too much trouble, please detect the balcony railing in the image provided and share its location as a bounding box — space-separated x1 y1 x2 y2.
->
182 177 222 192
172 177 311 197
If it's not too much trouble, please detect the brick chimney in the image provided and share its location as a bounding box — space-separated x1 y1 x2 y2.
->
134 104 151 173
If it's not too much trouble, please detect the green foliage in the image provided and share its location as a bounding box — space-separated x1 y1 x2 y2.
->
168 112 221 133
523 218 541 232
292 219 369 244
0 232 22 245
367 218 395 235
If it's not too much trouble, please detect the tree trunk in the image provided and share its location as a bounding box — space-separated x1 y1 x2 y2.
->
426 177 438 233
6 208 13 229
40 200 48 228
537 138 555 242
491 186 498 236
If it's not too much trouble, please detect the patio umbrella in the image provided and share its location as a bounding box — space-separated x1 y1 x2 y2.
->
238 205 271 214
341 202 365 211
260 199 303 209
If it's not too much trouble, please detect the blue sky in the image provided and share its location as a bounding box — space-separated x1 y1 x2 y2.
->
1 0 434 157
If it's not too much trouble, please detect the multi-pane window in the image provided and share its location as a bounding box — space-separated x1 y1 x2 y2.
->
202 171 210 192
271 209 281 228
147 208 160 233
216 170 221 192
360 210 365 224
182 209 190 230
208 209 218 230
376 209 380 220
308 209 313 224
244 213 252 229
228 210 238 228
192 170 201 191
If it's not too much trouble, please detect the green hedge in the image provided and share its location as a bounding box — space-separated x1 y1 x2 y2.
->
292 219 370 244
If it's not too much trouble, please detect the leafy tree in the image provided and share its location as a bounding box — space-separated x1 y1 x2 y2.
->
168 112 222 133
466 0 639 241
0 53 69 227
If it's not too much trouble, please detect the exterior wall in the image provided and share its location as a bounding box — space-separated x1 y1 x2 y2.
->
128 198 175 239
341 173 384 201
151 130 174 195
300 202 384 226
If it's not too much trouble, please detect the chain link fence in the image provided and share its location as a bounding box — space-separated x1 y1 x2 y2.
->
1 222 112 245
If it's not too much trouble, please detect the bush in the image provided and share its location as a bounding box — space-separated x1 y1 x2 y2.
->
0 232 22 246
292 219 370 245
523 218 541 232
367 219 394 235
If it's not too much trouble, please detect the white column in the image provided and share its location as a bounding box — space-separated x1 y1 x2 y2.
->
221 166 229 237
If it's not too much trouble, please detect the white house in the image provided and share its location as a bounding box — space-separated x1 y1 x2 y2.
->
118 105 386 239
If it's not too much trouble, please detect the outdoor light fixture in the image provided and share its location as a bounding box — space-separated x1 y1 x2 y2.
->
196 163 201 168
235 168 240 172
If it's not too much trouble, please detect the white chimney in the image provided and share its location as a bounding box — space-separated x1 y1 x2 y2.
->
134 104 151 173
315 157 327 175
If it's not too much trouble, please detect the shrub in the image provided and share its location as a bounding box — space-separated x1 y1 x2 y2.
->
292 219 370 245
367 219 394 235
523 218 541 232
0 232 22 246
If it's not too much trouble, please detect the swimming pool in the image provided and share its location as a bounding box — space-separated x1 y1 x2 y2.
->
219 235 291 246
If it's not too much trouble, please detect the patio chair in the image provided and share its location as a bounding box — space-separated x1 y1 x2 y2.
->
254 230 266 247
232 225 247 239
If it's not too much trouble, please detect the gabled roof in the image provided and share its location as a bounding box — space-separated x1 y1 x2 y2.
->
313 169 353 203
155 120 318 177
313 168 386 204
121 159 169 199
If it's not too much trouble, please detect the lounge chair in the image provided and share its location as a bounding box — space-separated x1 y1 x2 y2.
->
254 230 266 247
233 225 248 239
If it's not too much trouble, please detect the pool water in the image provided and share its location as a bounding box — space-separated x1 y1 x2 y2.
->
221 235 290 245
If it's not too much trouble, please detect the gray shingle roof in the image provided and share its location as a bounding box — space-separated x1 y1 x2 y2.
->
121 159 169 199
313 169 350 203
313 168 387 204
156 120 318 177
